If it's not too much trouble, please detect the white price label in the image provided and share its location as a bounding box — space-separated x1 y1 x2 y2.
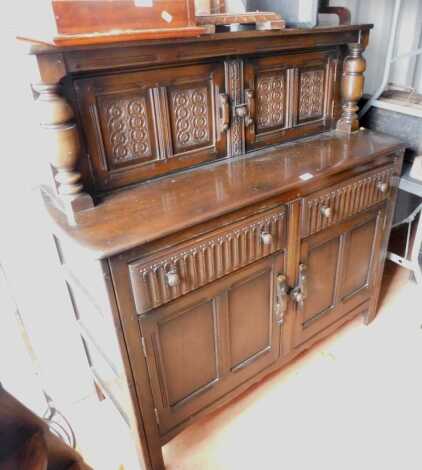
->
161 10 173 23
299 172 314 181
134 0 153 6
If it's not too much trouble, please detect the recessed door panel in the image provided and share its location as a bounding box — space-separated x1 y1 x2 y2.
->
341 218 377 300
302 236 340 325
228 268 272 371
157 299 219 407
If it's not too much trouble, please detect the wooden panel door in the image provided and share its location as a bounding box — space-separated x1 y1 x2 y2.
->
244 49 338 152
292 205 386 347
139 253 285 435
224 253 284 384
74 62 226 191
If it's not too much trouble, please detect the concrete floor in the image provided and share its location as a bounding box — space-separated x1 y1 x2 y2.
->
76 261 422 470
162 261 422 470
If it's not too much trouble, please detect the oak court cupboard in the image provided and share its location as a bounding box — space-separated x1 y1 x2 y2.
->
24 24 404 469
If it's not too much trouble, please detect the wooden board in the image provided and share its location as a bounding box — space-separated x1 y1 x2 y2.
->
52 27 206 47
196 11 286 32
52 0 197 34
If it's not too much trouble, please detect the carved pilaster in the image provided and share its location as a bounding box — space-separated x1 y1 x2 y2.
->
336 43 366 134
225 59 245 157
33 83 93 220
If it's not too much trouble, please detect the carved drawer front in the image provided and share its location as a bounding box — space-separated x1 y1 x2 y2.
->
129 207 287 315
302 165 395 237
74 62 226 191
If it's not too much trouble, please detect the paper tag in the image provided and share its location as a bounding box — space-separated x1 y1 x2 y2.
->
299 172 314 181
161 10 173 23
134 0 153 6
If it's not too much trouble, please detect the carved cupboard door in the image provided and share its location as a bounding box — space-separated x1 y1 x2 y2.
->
292 205 387 347
139 253 284 436
244 50 338 152
74 63 226 191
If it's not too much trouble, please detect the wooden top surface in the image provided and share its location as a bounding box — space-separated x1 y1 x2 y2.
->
43 130 403 259
21 24 372 53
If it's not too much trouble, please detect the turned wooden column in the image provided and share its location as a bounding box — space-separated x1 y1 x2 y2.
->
33 83 93 221
336 43 366 134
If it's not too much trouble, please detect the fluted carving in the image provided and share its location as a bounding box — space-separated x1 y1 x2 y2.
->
34 83 93 218
129 208 287 314
336 43 366 133
302 166 394 237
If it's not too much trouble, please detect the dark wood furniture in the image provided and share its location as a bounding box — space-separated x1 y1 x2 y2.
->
25 25 404 470
0 385 91 469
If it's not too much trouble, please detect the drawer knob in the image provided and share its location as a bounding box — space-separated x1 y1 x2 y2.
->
165 269 180 288
377 182 388 193
261 232 273 245
320 206 333 218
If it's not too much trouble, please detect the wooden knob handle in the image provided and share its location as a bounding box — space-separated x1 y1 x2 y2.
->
261 232 273 245
165 270 180 287
320 206 333 218
377 182 388 193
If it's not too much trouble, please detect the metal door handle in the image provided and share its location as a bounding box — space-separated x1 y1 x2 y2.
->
275 273 289 325
290 263 307 307
220 93 230 133
245 88 255 128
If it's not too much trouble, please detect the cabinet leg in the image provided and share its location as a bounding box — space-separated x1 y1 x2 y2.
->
145 441 165 470
363 305 377 325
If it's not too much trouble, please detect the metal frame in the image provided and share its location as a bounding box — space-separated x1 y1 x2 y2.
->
360 0 422 118
387 169 422 284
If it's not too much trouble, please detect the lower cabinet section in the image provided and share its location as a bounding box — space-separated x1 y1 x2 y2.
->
292 204 387 346
135 202 389 437
139 252 285 435
101 156 400 469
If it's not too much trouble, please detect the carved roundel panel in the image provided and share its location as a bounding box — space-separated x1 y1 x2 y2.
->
256 72 286 132
298 68 325 122
98 93 155 170
169 85 212 154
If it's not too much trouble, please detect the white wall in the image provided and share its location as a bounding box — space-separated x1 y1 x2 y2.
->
328 0 422 95
0 2 94 413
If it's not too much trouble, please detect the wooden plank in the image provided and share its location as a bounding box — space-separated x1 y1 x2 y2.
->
196 11 285 30
52 0 197 34
18 26 206 48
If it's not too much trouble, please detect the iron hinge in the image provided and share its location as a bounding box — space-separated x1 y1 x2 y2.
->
141 337 148 358
154 408 160 425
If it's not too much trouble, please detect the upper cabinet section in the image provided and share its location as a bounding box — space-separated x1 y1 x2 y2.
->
244 49 339 151
30 26 372 206
74 62 227 191
74 48 340 192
